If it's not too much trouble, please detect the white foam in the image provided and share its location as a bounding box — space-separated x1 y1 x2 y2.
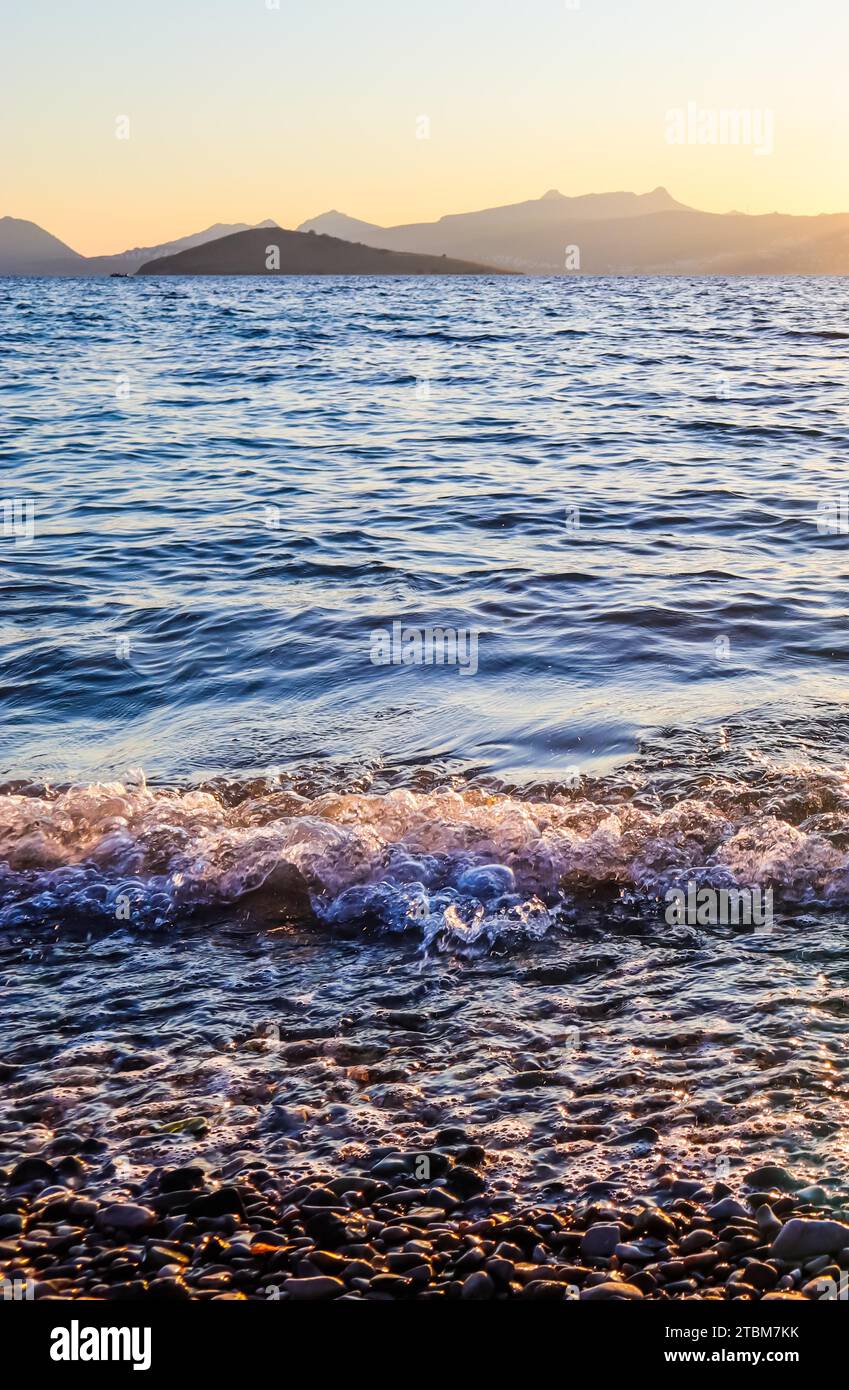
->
1 769 848 941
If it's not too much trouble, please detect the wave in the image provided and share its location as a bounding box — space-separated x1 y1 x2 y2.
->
2 760 849 947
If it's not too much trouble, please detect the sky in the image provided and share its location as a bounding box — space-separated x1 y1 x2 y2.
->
4 0 849 255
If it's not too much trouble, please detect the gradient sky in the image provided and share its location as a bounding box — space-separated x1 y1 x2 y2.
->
4 0 849 255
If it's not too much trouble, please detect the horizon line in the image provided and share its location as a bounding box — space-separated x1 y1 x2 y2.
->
7 183 849 262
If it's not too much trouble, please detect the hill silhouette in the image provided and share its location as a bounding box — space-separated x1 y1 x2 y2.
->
0 217 84 275
135 227 511 276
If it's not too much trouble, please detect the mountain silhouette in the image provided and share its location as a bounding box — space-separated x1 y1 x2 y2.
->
297 188 692 268
7 191 849 276
298 189 849 274
135 227 510 276
0 218 279 276
0 217 85 275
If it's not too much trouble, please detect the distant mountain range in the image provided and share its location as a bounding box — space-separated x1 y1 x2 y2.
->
135 226 507 277
298 187 690 268
298 188 849 274
0 217 278 276
5 189 849 276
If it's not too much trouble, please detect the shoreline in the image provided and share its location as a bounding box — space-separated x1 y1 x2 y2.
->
3 1146 847 1301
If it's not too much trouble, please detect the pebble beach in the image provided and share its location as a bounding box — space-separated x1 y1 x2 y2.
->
3 1146 849 1301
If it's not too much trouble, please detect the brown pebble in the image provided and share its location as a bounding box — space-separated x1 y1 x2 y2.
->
283 1276 345 1300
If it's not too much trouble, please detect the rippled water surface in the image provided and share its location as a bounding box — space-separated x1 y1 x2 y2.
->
2 274 849 1198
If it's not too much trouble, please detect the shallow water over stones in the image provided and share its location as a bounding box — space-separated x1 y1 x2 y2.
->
3 910 849 1206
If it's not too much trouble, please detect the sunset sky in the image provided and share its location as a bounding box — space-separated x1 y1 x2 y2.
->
4 0 848 256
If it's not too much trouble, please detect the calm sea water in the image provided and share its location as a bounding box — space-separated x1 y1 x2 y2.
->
2 274 849 1198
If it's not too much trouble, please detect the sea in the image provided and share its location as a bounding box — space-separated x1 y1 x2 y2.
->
2 272 849 1201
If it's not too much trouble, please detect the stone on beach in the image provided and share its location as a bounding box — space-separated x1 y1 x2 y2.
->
707 1198 751 1221
159 1166 207 1193
581 1223 622 1259
580 1281 644 1300
771 1218 849 1261
9 1157 58 1187
461 1271 496 1299
756 1204 783 1240
745 1165 800 1192
283 1276 345 1300
96 1203 156 1232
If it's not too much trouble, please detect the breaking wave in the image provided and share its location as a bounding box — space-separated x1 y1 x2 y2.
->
3 758 849 948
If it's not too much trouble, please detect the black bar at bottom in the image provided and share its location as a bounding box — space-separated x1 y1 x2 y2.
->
4 1298 841 1378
